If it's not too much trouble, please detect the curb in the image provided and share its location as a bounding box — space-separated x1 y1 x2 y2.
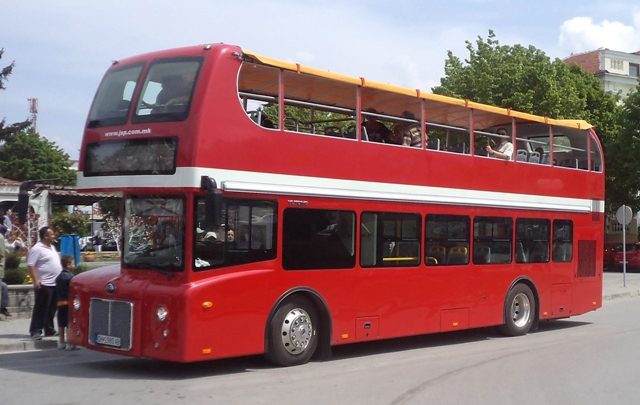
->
603 290 640 301
0 337 58 354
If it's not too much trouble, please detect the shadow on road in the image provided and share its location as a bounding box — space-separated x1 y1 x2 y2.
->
0 319 591 379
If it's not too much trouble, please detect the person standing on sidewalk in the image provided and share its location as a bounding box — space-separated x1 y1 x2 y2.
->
55 255 76 350
27 226 62 340
0 224 10 317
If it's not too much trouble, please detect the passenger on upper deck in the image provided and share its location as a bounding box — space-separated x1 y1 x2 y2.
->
392 111 422 148
485 127 514 160
363 108 392 143
156 75 190 107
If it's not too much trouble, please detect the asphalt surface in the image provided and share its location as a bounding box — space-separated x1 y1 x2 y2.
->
1 271 638 354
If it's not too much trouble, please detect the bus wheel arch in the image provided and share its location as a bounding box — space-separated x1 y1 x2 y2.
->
500 279 539 336
264 289 332 366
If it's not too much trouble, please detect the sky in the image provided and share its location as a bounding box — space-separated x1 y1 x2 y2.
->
2 0 640 160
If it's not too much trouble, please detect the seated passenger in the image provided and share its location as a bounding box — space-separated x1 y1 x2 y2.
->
392 111 422 147
363 108 392 142
156 75 189 107
485 127 513 160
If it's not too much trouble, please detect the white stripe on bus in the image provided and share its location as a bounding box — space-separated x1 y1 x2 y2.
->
77 167 604 213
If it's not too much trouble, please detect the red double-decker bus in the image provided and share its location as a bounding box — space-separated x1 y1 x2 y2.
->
69 43 604 366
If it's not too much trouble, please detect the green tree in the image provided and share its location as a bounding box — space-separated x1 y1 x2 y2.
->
49 211 89 236
433 30 623 210
0 129 76 185
606 83 640 210
0 48 31 140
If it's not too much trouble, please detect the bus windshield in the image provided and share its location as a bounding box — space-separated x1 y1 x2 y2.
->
88 63 143 128
133 58 202 123
123 197 184 271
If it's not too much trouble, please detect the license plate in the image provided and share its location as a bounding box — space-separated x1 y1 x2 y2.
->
96 334 122 347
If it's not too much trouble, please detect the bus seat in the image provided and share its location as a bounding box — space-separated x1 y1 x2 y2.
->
516 149 528 162
474 245 491 264
324 126 342 137
448 246 468 264
425 256 439 266
540 153 550 164
528 151 540 164
427 245 446 264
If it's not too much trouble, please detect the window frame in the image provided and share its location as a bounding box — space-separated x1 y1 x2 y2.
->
283 208 356 270
552 220 573 263
515 218 550 263
193 197 277 271
360 211 422 268
425 214 470 266
473 216 513 265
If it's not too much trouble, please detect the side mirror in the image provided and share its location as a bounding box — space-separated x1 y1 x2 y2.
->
201 176 223 227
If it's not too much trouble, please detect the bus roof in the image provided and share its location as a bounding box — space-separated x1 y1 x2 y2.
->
243 50 593 131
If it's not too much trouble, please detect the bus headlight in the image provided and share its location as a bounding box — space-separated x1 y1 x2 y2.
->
156 305 168 322
72 296 81 311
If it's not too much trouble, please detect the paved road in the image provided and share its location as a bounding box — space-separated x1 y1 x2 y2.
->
0 272 639 404
0 297 639 404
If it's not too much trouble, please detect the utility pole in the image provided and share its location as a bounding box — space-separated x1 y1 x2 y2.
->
28 97 38 132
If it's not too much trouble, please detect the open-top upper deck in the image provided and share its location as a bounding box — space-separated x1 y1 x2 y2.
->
78 43 604 214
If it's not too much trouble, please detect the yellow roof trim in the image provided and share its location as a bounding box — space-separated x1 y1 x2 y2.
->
243 50 593 130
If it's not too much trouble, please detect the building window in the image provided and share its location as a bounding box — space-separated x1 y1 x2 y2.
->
609 58 623 71
630 63 639 78
283 208 355 270
361 212 421 267
425 214 470 266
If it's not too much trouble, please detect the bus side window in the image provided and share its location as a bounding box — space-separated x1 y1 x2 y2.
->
425 214 470 266
473 217 513 265
552 220 573 262
361 212 421 268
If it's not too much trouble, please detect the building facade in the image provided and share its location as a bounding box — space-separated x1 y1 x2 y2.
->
564 48 640 98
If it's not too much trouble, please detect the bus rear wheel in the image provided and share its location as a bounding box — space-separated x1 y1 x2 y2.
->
500 283 536 336
266 297 319 366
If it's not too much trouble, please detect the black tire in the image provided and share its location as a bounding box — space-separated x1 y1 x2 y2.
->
265 297 319 367
499 283 536 336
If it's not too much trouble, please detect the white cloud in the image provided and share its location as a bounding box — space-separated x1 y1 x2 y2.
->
558 11 640 53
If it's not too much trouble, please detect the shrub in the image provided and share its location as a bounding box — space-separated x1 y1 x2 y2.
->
4 267 27 285
49 211 89 237
74 264 89 275
5 251 21 270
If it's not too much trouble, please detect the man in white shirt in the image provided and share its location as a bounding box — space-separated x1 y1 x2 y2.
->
485 127 514 160
27 226 62 340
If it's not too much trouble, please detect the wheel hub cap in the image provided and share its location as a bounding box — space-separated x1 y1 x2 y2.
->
281 308 313 354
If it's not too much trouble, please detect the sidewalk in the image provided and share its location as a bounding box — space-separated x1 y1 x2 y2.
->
2 272 640 354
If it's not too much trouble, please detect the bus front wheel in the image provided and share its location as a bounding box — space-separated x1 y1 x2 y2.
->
500 283 536 336
266 297 319 366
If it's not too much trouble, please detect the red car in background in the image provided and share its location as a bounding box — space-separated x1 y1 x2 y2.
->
604 243 622 270
613 243 640 269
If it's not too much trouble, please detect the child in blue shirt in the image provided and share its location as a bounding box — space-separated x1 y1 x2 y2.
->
56 255 77 350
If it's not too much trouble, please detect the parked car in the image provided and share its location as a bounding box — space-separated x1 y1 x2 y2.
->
80 236 118 251
604 243 622 270
613 243 640 269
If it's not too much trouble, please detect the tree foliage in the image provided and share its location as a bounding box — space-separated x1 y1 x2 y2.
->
0 129 76 185
606 83 640 210
1 48 73 185
49 211 89 236
433 30 626 211
0 48 31 140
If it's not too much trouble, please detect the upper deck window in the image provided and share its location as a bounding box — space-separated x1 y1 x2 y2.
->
88 63 143 128
133 58 202 123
